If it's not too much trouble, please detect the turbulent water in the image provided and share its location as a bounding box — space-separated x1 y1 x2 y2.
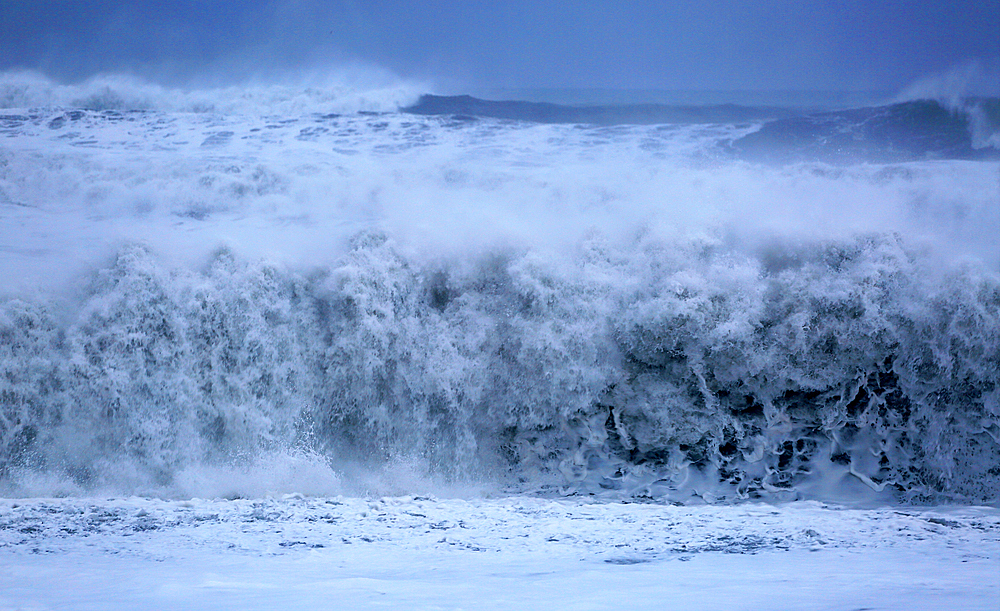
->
1 72 998 504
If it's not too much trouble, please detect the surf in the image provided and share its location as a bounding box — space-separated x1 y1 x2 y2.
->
1 73 997 504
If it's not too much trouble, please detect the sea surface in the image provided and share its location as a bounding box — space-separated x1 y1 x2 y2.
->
1 72 998 505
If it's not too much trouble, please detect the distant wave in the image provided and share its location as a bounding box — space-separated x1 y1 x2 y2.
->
403 94 796 125
5 71 996 164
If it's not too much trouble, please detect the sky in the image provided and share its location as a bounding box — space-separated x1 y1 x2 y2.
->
1 0 998 94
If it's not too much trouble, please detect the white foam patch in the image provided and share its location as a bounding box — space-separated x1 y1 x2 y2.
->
0 497 997 609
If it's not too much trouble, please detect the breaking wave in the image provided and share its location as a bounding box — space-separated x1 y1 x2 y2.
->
2 232 997 503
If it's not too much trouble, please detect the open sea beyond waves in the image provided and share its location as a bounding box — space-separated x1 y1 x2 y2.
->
1 74 998 505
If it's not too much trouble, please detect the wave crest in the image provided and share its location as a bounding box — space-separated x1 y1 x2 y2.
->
0 70 425 115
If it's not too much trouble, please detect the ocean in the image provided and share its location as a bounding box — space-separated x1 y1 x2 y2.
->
1 71 998 504
1 71 998 609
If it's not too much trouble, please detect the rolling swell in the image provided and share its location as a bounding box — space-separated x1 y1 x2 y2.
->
2 232 998 503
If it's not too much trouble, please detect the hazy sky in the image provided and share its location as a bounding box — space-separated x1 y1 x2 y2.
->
2 0 998 93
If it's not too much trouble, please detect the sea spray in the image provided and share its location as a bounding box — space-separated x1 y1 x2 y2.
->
2 230 997 502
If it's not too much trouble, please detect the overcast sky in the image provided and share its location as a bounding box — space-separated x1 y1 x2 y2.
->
2 1 998 93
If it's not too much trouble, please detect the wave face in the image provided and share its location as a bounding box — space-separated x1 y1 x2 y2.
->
1 74 998 503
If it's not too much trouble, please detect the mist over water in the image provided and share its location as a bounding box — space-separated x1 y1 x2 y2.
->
1 70 998 503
